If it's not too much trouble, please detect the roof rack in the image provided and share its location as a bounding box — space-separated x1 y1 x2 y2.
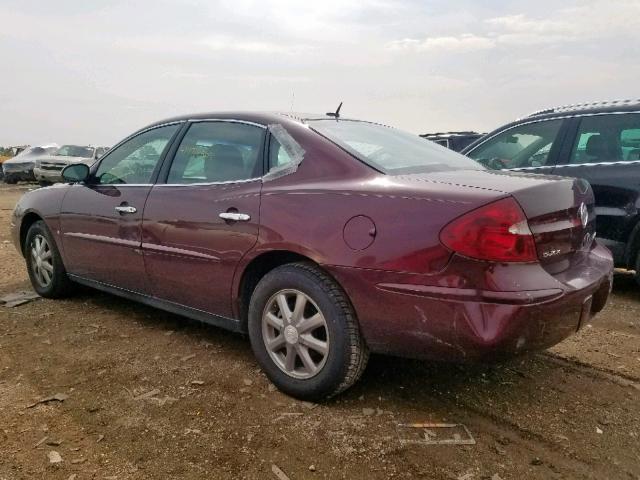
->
524 98 640 119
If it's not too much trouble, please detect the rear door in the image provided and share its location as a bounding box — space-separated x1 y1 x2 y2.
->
551 113 640 263
141 120 265 317
466 118 568 174
60 123 182 292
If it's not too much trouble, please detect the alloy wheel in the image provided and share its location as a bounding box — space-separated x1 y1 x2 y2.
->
30 234 53 288
261 289 330 379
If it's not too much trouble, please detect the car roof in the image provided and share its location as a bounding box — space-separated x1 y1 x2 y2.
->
521 98 640 121
142 111 364 131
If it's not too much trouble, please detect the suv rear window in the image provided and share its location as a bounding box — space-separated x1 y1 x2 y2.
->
309 120 482 174
570 113 640 164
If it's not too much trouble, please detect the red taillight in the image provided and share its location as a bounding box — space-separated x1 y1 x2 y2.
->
439 197 538 263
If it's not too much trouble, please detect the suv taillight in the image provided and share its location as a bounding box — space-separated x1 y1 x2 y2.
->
439 197 537 263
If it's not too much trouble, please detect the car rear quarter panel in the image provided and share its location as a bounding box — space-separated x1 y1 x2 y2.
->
246 122 505 273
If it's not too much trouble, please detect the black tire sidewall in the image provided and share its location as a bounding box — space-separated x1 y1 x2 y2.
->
24 221 68 297
248 265 354 400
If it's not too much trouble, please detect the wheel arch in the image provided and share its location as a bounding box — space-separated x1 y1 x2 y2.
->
625 216 640 270
233 249 347 331
19 211 44 256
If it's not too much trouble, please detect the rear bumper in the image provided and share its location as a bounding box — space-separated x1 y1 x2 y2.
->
327 243 613 362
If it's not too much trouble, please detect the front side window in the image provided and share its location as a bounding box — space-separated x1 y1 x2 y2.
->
167 122 265 184
467 119 563 170
569 113 640 164
310 120 481 174
94 124 180 185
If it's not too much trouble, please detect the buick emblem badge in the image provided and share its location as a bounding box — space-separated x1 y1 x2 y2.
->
578 203 588 228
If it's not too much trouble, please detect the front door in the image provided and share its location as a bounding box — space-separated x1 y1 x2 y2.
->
466 118 567 175
142 120 265 317
60 123 182 292
552 113 640 262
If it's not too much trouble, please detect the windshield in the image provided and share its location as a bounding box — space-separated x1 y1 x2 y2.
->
56 145 94 158
309 120 483 174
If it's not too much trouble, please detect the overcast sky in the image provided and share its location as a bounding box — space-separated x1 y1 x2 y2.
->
1 0 639 146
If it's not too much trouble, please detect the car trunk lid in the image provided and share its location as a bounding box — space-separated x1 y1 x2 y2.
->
393 169 596 269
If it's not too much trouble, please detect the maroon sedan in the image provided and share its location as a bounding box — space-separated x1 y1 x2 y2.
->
11 112 613 400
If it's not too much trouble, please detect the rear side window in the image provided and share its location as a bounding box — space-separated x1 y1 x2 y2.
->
569 113 640 164
268 137 293 170
468 119 563 170
167 122 265 184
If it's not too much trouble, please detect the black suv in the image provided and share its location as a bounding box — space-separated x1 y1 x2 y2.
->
421 131 485 152
463 99 640 285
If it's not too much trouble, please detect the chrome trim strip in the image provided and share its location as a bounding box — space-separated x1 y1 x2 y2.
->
64 232 140 248
141 242 221 261
156 177 261 187
503 166 550 172
85 184 153 187
187 118 267 129
553 160 640 168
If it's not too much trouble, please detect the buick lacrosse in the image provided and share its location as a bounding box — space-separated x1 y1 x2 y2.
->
11 111 613 400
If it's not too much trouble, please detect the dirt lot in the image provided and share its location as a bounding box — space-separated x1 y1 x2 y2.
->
0 184 638 480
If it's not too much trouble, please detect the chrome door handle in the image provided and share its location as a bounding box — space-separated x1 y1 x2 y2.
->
219 212 251 222
115 205 137 214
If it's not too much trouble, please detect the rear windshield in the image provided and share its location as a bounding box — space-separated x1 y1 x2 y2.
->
309 120 483 174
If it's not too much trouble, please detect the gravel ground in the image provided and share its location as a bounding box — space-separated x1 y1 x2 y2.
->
0 183 638 480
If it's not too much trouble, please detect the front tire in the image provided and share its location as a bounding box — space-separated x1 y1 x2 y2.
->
248 262 368 401
25 220 73 298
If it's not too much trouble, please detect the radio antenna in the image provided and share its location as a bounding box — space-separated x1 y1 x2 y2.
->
326 102 343 118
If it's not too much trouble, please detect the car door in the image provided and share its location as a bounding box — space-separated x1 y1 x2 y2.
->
59 123 183 292
466 118 568 175
551 113 640 262
141 120 265 317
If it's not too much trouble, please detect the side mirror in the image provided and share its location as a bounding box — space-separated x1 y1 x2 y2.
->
61 163 90 183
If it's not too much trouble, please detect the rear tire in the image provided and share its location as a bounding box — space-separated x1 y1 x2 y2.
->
248 262 368 401
5 177 17 185
24 220 74 298
634 250 640 288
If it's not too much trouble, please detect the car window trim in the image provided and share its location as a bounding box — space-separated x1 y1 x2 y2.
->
89 121 186 186
553 159 640 169
157 119 268 186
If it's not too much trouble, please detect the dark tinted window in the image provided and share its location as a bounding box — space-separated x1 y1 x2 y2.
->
168 122 265 184
95 124 179 184
570 113 640 164
468 119 563 170
310 120 482 174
